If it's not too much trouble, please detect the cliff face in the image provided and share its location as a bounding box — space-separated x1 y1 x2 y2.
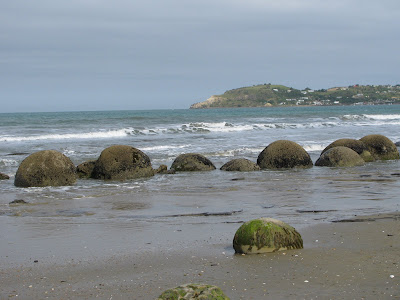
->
190 96 225 109
190 84 400 108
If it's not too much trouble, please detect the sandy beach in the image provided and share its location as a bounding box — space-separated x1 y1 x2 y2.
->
0 213 398 300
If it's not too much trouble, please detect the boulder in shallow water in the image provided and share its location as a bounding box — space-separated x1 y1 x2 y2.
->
220 158 260 172
321 138 374 162
91 145 154 180
360 134 400 160
157 283 230 300
171 153 216 172
233 218 303 254
257 140 313 169
76 160 96 178
315 146 366 167
14 150 77 187
0 172 10 180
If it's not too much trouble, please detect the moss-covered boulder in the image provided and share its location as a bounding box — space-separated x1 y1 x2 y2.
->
233 218 303 254
257 140 313 169
360 134 400 160
220 158 260 172
0 172 9 180
171 153 216 172
157 283 230 300
91 145 154 180
76 160 96 178
14 150 77 187
321 138 374 162
315 146 366 167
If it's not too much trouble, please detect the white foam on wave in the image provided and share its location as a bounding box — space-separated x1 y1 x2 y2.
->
186 122 254 133
1 129 130 142
302 144 326 152
0 158 19 166
363 114 400 120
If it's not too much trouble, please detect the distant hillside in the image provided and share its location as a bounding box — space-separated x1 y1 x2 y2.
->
190 84 400 109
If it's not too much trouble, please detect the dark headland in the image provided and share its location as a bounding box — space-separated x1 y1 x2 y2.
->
190 84 400 108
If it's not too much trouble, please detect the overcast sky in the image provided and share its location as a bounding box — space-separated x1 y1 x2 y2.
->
1 0 399 112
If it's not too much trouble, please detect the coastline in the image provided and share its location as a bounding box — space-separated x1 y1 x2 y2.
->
1 213 399 299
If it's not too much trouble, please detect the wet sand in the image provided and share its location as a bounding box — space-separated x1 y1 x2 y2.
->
0 213 400 299
1 213 399 300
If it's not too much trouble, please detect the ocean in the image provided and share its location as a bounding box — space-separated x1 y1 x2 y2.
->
1 105 400 264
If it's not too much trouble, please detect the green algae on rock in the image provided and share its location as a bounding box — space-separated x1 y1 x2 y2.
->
360 134 400 161
91 145 154 180
257 140 313 169
157 283 230 300
233 218 303 254
14 150 77 187
315 146 366 167
220 158 260 172
321 138 374 162
171 153 216 172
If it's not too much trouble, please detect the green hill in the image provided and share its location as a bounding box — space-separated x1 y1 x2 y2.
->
190 84 400 109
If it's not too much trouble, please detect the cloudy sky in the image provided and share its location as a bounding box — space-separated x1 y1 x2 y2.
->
1 0 399 112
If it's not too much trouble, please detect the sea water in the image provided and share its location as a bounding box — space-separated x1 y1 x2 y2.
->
1 105 400 263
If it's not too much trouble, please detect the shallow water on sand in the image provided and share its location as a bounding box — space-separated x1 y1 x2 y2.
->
1 106 400 264
1 159 400 265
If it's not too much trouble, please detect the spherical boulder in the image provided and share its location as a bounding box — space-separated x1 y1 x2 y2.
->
14 150 77 187
157 283 230 300
257 140 313 169
91 145 154 180
0 172 10 180
315 146 365 167
220 158 260 172
76 160 96 178
321 138 374 162
171 153 216 172
360 134 400 160
233 218 303 254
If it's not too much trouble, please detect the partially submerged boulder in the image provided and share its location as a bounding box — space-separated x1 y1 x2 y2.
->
315 146 366 167
360 134 400 160
220 158 260 172
321 138 374 162
257 140 313 169
233 218 303 254
14 150 77 187
157 283 230 300
171 153 216 172
76 160 96 178
91 145 154 180
0 172 9 180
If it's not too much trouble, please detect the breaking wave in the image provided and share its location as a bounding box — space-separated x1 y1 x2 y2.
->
2 115 399 143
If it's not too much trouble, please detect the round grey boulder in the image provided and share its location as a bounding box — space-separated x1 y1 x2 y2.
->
360 134 400 160
257 140 313 169
220 158 260 172
91 145 154 180
171 153 216 172
321 138 374 162
14 150 77 187
315 146 365 167
157 283 230 300
76 160 96 178
233 217 303 254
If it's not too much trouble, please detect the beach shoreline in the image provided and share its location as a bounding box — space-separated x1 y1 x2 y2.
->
1 213 399 299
